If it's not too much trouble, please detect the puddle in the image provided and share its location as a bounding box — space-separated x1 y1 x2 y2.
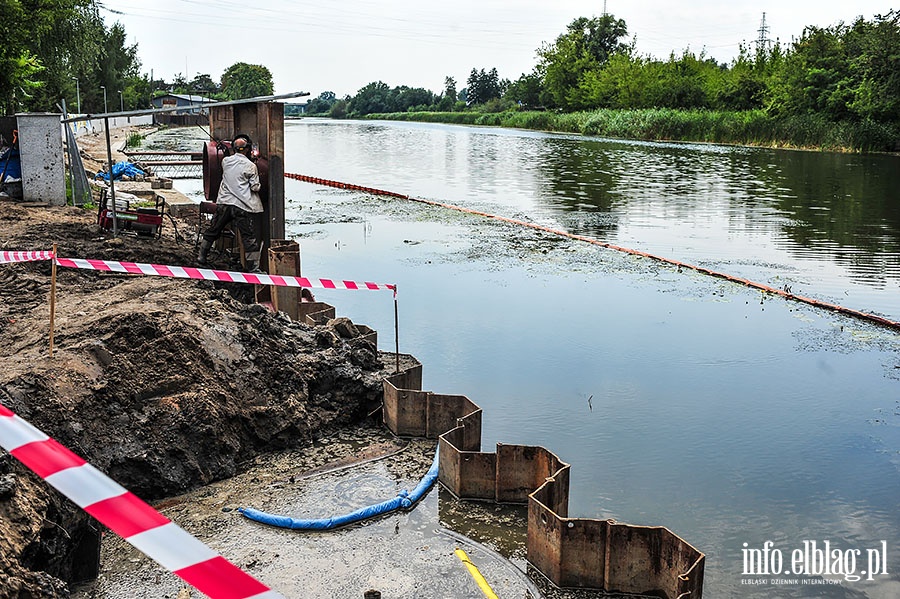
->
73 425 550 598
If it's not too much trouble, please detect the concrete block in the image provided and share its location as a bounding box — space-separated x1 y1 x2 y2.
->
15 113 66 205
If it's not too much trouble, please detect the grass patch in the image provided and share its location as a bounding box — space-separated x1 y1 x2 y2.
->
125 132 143 148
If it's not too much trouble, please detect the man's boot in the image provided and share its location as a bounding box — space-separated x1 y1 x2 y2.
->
197 239 212 265
245 249 262 274
245 258 262 274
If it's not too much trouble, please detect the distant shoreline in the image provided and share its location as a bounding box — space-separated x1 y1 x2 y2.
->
352 109 900 154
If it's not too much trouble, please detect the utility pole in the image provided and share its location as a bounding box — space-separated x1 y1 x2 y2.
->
603 0 607 16
757 12 771 54
71 77 81 113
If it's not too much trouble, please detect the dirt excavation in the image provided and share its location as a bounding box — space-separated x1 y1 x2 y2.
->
0 198 406 597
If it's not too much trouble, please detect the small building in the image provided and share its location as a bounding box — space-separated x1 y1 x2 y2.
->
151 94 214 126
150 94 214 115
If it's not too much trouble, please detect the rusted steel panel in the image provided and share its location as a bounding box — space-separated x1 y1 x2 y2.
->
383 380 401 434
457 451 497 500
298 302 335 325
268 239 299 320
496 444 561 504
458 409 482 453
355 324 377 348
383 363 423 393
527 494 564 583
209 105 233 145
558 518 608 588
676 538 705 599
395 388 428 437
437 434 462 493
265 103 285 240
530 463 569 518
603 524 706 598
439 427 496 500
605 525 662 595
427 393 475 439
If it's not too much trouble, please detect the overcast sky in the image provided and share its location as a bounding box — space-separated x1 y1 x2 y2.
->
100 0 896 99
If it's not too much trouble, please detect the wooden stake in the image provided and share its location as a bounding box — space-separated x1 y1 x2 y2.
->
49 243 57 357
394 286 400 374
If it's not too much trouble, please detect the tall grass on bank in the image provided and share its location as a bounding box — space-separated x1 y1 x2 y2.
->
363 109 899 153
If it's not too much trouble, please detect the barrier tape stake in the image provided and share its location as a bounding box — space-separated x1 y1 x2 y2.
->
394 285 400 373
49 243 57 357
104 116 119 237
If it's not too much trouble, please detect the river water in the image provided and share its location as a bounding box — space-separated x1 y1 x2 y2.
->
173 120 900 598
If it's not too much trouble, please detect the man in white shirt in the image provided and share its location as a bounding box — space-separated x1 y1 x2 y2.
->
197 134 264 272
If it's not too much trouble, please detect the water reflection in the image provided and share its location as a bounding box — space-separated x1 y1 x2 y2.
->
286 120 900 318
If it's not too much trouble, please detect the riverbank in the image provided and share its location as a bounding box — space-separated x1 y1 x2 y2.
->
362 108 900 153
0 196 400 596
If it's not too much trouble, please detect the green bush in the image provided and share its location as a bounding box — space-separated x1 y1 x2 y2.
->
362 108 899 151
125 132 142 148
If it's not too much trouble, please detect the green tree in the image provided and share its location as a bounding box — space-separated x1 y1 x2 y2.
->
767 25 852 118
3 0 106 113
847 10 900 122
538 14 629 110
348 81 393 115
89 22 140 111
466 68 501 105
393 86 435 111
0 0 42 112
221 62 274 100
329 98 348 119
574 53 648 108
307 91 337 114
656 50 717 109
505 72 543 108
190 73 219 94
437 76 457 111
122 74 151 111
713 45 769 110
169 73 190 94
465 69 481 105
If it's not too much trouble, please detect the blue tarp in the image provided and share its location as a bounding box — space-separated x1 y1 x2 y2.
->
0 148 21 181
238 445 440 531
95 161 145 182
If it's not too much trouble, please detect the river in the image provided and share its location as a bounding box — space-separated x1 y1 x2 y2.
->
174 119 900 598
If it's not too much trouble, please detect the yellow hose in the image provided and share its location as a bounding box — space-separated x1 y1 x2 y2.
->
455 548 499 599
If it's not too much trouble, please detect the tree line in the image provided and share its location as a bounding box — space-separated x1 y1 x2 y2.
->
0 0 273 115
4 2 895 139
310 10 899 128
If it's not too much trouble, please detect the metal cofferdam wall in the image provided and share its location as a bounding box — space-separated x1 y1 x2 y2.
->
383 368 705 599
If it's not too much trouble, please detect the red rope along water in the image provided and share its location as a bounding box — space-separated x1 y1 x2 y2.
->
284 172 900 332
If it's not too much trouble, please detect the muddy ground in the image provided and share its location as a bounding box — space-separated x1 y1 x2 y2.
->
0 198 407 597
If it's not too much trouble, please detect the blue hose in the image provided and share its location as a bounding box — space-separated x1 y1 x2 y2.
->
238 445 439 531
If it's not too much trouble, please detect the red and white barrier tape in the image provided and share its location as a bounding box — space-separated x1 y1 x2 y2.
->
0 251 55 264
0 251 395 294
54 257 396 294
0 402 283 599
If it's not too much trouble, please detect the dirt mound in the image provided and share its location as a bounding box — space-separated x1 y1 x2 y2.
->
0 199 394 597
